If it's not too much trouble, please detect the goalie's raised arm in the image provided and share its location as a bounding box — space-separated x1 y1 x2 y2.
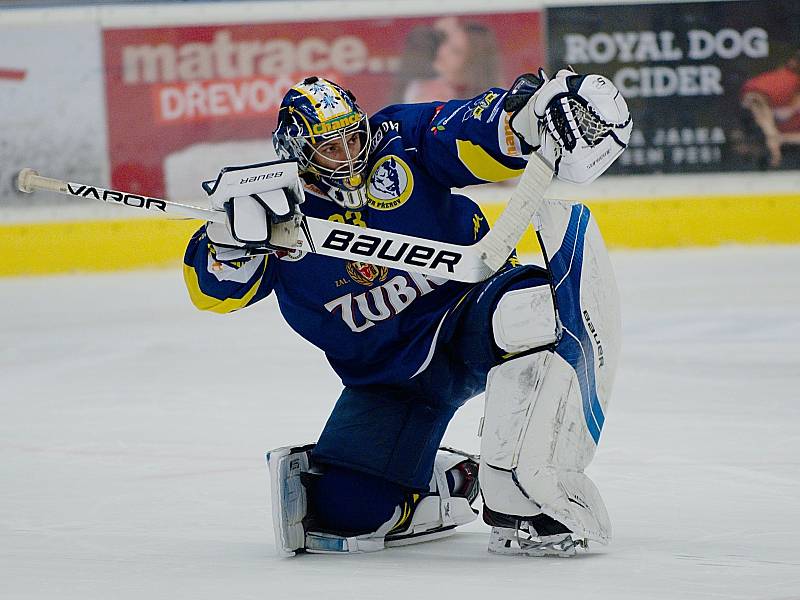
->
406 68 630 190
506 68 633 184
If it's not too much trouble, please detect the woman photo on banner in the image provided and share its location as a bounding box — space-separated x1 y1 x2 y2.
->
392 17 500 103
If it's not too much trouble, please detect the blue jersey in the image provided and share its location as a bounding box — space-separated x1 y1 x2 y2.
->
183 89 530 386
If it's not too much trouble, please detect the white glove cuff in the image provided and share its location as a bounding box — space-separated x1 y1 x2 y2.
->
509 99 541 150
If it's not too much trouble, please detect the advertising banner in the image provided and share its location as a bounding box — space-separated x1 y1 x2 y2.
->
0 24 108 208
547 0 800 174
103 11 543 201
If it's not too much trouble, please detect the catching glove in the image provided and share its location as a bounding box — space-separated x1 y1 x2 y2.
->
506 68 632 184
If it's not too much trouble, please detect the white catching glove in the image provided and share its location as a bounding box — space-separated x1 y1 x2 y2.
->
203 159 305 261
506 69 632 184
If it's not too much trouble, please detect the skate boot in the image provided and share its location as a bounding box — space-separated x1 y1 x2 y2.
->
483 506 587 557
384 447 480 546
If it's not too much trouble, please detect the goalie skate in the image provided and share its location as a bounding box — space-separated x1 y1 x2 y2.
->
385 447 479 547
484 507 587 557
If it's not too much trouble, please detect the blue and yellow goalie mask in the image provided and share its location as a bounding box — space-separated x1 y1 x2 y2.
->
273 77 371 209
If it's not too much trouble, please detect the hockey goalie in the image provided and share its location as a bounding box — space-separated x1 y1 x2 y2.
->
182 70 631 556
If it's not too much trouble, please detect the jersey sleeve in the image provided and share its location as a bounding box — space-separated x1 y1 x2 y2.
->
182 225 277 314
413 89 530 188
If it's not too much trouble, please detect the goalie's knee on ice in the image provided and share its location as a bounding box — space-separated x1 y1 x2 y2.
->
308 466 405 535
267 445 480 555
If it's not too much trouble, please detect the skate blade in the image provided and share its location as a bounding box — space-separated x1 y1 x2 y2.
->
488 528 585 557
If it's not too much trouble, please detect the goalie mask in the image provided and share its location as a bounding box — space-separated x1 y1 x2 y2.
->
274 77 371 209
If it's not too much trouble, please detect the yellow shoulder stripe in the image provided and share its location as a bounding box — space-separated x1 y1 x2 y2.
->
182 257 267 314
456 139 525 182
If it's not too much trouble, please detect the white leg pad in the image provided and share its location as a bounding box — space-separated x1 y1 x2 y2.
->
266 444 312 557
480 352 611 543
479 199 622 545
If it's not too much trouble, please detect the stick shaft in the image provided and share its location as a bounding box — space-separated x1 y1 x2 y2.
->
17 169 226 224
478 153 553 271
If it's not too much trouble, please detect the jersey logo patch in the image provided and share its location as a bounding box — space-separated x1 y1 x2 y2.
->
346 261 389 286
367 155 413 211
462 91 500 122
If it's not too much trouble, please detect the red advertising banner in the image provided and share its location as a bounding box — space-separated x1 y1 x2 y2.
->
103 12 543 199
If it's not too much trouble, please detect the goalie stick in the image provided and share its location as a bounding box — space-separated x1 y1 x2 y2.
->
16 155 552 283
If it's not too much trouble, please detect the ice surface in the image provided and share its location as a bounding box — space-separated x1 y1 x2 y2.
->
2 246 799 599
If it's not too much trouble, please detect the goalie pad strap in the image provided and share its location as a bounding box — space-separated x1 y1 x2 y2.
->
305 507 401 554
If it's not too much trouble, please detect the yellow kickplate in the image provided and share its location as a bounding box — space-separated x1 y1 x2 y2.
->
0 219 201 277
481 193 800 253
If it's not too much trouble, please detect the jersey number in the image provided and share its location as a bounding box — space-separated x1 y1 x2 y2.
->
328 211 366 228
